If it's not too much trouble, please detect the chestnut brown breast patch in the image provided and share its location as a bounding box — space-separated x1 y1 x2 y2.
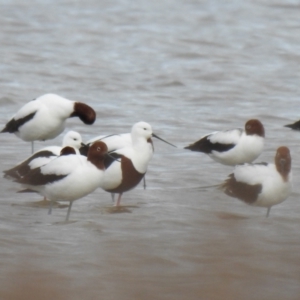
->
106 156 145 193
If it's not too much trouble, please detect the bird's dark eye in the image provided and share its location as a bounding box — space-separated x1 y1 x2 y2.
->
144 128 147 130
74 138 77 141
97 147 101 151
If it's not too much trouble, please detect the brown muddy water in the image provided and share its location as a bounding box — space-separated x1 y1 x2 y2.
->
0 1 300 299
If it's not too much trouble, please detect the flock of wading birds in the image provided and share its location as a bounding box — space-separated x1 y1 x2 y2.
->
1 94 299 221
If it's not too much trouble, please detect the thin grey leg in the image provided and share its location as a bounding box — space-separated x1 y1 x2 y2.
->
111 193 115 203
31 141 34 154
116 193 123 206
266 207 271 218
48 200 54 215
143 176 146 190
65 201 73 221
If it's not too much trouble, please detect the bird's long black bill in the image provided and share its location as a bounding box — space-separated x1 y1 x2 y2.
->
152 133 177 148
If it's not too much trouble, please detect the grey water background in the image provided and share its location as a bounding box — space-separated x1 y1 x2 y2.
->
0 0 300 299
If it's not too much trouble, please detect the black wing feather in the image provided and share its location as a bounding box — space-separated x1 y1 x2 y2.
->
221 173 262 204
15 168 67 186
1 111 37 133
284 120 300 131
3 150 56 180
185 135 235 153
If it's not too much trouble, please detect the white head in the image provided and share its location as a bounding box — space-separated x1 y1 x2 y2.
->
131 122 153 143
62 131 83 150
130 121 176 148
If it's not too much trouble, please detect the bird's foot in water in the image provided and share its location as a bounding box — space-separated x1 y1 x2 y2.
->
102 205 139 214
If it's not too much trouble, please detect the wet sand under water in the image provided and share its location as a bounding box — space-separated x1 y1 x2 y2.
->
0 183 300 300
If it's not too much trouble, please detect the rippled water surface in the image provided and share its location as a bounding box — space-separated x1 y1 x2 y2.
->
1 1 300 299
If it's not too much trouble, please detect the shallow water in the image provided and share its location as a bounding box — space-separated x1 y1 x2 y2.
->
1 1 300 299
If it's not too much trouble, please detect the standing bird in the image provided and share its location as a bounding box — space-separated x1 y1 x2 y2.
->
1 93 96 153
100 122 176 207
14 141 108 221
220 146 292 217
184 119 265 166
80 124 176 196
